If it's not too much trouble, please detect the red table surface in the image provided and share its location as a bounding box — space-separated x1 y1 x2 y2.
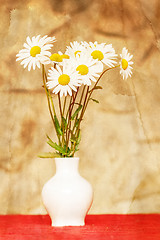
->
0 214 160 240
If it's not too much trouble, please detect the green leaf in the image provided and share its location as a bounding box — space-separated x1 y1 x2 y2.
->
70 129 77 144
46 134 53 142
38 152 61 158
74 147 79 152
74 103 82 105
54 115 63 136
47 141 66 155
94 86 103 90
63 144 71 154
77 130 81 145
75 118 80 128
70 134 76 143
62 116 67 130
74 130 81 153
46 134 56 145
89 98 99 104
89 86 102 92
71 105 82 120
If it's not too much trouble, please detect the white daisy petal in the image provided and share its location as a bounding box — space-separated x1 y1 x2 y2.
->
41 50 51 57
32 58 36 70
67 86 72 96
32 36 36 44
69 84 76 92
36 61 41 68
28 60 33 71
87 75 95 82
47 80 59 89
23 59 31 69
60 90 64 97
119 47 133 80
26 36 32 47
16 54 30 61
19 49 30 54
23 43 30 49
20 57 30 65
102 58 116 67
56 65 62 75
66 51 102 85
65 41 86 59
86 79 92 85
94 73 100 78
35 35 41 41
46 61 80 97
85 41 117 68
41 45 53 51
89 62 103 73
16 35 56 71
53 85 61 94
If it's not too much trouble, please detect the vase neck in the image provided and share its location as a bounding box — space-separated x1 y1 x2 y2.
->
55 157 79 174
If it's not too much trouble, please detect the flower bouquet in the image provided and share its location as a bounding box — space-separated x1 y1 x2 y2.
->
16 35 133 158
16 35 133 227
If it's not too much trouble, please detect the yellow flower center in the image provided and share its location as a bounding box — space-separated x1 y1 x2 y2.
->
91 50 104 61
58 74 70 85
122 59 128 70
74 50 81 56
61 54 70 59
30 46 41 57
50 53 63 62
76 64 89 75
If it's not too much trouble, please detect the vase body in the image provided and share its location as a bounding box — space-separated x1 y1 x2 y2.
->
41 157 93 227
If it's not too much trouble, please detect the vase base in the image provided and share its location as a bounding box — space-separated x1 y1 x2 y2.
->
52 220 85 227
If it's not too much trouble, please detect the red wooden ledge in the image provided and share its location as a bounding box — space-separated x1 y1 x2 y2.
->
0 214 160 240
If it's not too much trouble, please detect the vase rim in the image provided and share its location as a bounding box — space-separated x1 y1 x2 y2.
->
55 157 79 160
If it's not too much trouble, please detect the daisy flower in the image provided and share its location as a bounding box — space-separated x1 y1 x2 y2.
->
65 41 86 58
119 47 133 80
16 35 56 71
71 52 103 86
41 51 70 65
84 41 117 68
49 51 70 64
46 63 81 97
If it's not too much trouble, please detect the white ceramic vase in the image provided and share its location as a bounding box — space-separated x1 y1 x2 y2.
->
41 157 93 227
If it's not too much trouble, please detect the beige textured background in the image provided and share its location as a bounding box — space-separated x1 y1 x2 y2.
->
1 0 160 214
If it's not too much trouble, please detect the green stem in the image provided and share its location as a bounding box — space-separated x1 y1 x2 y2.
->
42 65 55 125
58 92 65 148
72 85 86 133
43 66 56 116
79 85 86 105
42 64 61 145
78 86 89 126
84 65 119 113
66 96 72 120
72 86 89 156
62 96 67 149
58 93 63 119
63 96 67 116
66 88 79 151
72 65 119 155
